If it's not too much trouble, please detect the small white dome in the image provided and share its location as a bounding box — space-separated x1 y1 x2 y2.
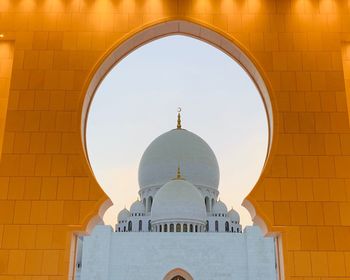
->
130 199 145 214
138 129 220 190
151 179 207 224
117 208 130 221
228 208 240 222
212 200 227 214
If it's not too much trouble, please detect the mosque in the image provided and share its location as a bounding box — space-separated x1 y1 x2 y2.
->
77 111 277 280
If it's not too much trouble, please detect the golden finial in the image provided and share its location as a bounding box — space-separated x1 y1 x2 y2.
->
173 162 185 180
176 165 181 179
177 107 182 129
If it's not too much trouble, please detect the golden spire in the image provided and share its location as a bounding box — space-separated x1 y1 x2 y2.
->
177 107 182 129
173 162 185 180
176 165 181 179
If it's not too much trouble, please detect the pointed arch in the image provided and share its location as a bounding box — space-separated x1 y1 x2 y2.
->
205 196 210 212
163 268 193 280
215 220 219 232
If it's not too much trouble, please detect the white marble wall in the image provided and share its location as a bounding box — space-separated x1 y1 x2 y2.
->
80 225 277 280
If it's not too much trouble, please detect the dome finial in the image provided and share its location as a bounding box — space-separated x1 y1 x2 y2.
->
174 162 185 180
176 164 181 179
177 107 182 129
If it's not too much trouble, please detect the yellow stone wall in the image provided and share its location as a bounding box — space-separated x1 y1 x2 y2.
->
0 42 14 163
0 0 350 279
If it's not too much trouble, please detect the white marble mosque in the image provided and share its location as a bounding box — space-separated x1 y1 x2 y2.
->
77 111 278 280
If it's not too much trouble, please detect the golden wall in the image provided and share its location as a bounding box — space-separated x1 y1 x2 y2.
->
0 0 350 279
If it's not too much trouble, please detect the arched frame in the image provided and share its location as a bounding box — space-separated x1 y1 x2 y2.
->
79 18 279 233
163 267 194 280
77 17 282 277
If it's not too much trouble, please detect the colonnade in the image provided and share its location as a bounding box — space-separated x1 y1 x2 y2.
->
152 223 205 232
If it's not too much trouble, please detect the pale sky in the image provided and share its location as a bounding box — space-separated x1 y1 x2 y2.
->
86 35 268 228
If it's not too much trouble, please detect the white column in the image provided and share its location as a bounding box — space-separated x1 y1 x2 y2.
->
145 197 149 213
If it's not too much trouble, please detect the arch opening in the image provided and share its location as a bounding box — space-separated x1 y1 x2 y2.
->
163 268 193 280
171 277 185 280
205 197 210 212
76 19 281 280
83 21 275 230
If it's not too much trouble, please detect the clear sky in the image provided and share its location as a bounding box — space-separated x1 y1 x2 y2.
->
86 35 268 228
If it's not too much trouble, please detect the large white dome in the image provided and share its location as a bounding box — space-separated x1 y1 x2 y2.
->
138 128 220 190
151 179 207 223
